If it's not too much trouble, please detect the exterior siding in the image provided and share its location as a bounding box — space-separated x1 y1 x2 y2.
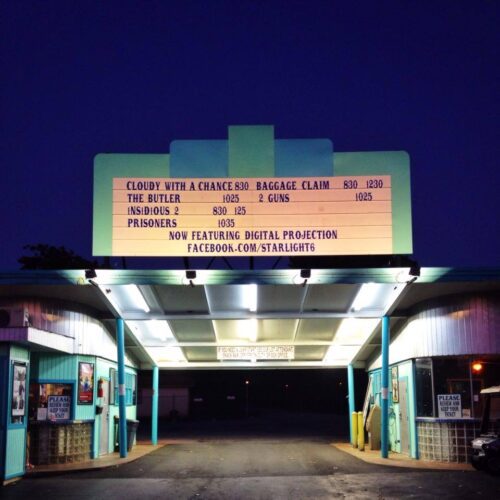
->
369 294 499 370
0 299 136 366
36 353 75 380
4 428 25 479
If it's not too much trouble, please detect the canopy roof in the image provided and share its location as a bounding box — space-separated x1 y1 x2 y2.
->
1 267 498 370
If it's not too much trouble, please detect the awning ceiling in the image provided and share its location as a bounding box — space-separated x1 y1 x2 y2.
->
1 267 498 370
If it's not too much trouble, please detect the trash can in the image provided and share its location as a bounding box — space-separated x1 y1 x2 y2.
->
114 416 140 452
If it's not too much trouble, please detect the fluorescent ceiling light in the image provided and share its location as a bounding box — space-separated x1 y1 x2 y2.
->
247 284 257 312
248 318 258 342
148 320 174 341
350 283 384 311
333 318 380 344
323 345 360 364
324 318 381 365
127 320 175 344
146 346 186 363
123 285 150 313
234 318 258 342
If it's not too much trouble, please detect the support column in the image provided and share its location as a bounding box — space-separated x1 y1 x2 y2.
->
347 364 355 445
152 365 159 445
116 318 128 458
381 315 390 458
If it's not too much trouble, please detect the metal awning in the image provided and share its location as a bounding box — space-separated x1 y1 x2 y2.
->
1 267 498 370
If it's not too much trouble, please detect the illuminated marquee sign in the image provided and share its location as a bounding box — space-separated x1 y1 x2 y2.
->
112 175 392 257
93 125 413 257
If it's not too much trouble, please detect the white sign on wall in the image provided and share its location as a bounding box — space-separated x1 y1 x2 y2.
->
47 395 71 421
437 394 462 418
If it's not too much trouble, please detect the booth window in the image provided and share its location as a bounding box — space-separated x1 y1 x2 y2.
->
433 357 472 417
111 370 137 406
415 358 434 417
415 356 500 419
29 383 73 421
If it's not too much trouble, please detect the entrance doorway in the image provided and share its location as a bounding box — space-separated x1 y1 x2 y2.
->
99 380 110 455
398 379 410 455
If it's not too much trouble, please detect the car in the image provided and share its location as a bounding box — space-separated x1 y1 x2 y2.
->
471 386 500 475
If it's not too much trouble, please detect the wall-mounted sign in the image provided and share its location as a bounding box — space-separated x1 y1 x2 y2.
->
112 175 392 257
217 345 294 360
78 362 94 404
93 126 413 257
48 395 71 421
437 394 462 418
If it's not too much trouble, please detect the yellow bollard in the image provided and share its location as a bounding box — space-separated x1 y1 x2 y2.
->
351 411 358 448
357 411 365 451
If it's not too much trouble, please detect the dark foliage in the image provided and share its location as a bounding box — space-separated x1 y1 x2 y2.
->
18 244 98 270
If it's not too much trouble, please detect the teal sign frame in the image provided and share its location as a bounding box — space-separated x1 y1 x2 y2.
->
93 125 412 256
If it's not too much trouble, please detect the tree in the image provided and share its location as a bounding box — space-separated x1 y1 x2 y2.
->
18 244 98 270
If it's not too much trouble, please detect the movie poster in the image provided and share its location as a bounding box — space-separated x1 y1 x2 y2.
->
78 362 94 404
11 362 27 419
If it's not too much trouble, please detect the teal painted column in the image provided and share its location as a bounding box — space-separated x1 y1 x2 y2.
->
116 318 128 458
347 364 355 444
381 316 390 458
152 366 159 445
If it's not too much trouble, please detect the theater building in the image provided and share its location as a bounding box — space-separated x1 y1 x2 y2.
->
1 266 499 482
1 127 498 482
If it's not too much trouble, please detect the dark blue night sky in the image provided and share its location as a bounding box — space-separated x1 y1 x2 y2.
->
1 1 499 270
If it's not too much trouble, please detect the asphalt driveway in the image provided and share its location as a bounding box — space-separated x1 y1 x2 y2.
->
2 414 499 499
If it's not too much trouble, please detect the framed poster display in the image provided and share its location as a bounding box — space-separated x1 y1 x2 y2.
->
11 362 27 423
78 362 94 404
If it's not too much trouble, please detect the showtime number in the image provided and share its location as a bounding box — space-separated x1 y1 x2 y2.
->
218 219 235 227
366 179 384 188
213 206 227 216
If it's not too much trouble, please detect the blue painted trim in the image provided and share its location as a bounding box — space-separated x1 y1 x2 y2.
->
7 360 29 430
347 364 355 444
116 318 127 458
381 316 390 459
152 366 159 445
6 354 30 478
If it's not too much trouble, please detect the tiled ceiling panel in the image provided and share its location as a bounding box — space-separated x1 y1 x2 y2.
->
296 318 340 341
154 285 209 313
258 319 297 342
169 319 215 342
257 286 306 312
303 284 355 312
213 319 256 343
294 346 328 361
183 347 217 361
205 285 256 313
212 319 298 343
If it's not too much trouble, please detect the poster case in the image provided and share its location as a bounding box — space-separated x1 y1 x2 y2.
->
78 362 94 404
11 362 27 424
